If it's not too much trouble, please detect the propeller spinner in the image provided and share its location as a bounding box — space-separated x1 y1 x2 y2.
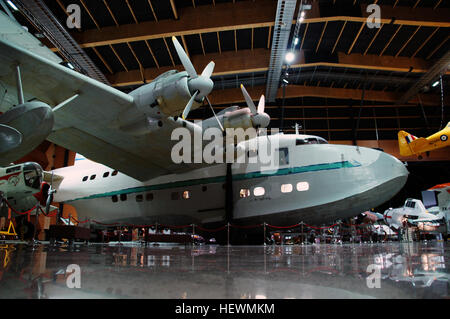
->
172 36 215 119
240 84 270 128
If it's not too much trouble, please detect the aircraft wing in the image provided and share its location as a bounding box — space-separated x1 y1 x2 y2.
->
0 39 206 181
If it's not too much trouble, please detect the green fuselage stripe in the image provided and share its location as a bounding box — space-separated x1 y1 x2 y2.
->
66 161 360 203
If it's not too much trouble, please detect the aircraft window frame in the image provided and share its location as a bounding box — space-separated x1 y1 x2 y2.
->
305 138 318 144
120 194 127 201
296 139 307 145
171 192 180 200
146 193 154 201
112 170 118 176
6 166 21 174
112 195 118 203
103 172 109 178
82 176 88 182
253 187 265 196
182 190 191 199
296 181 309 192
281 184 293 193
202 186 207 192
90 174 96 180
136 194 143 202
239 189 250 198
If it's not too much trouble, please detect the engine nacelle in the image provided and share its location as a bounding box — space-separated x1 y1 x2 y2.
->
0 101 53 166
130 71 198 117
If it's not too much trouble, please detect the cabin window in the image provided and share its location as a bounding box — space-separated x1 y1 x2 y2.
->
146 193 154 201
6 166 20 173
182 191 191 199
296 139 306 145
90 174 96 180
278 148 289 166
82 176 88 182
296 182 309 191
253 187 265 196
171 192 179 200
103 172 109 178
281 184 293 193
112 195 118 203
305 138 318 144
202 186 207 192
318 138 328 144
112 170 118 176
120 194 127 201
239 189 250 198
136 194 143 202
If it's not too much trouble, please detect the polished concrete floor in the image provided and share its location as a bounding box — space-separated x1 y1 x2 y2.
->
0 242 448 299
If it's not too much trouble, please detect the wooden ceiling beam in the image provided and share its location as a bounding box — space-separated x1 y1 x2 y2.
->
207 85 441 106
107 51 440 86
61 2 449 49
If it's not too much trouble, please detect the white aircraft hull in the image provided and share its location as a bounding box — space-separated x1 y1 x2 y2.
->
53 136 408 227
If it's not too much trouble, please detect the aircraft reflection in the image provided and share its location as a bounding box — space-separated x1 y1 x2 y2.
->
0 243 447 299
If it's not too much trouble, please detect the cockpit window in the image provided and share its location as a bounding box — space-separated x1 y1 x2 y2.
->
23 162 42 189
296 138 327 145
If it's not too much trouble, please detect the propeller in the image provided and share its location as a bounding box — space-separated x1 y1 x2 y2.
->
239 84 270 128
172 36 215 119
45 171 56 215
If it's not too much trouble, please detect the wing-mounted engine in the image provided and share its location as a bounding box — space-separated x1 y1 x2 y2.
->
0 101 53 166
201 84 270 132
124 36 216 127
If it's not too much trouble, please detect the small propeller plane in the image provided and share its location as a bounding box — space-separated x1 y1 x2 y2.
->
398 122 450 159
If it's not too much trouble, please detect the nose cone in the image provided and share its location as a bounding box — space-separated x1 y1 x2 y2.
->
188 76 214 99
251 112 270 128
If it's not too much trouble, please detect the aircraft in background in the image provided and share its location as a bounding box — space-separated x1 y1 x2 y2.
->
398 122 450 159
0 10 409 227
384 198 446 232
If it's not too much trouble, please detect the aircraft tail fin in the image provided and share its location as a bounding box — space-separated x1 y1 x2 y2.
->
398 130 428 156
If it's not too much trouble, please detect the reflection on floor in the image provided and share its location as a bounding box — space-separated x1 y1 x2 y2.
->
0 242 448 299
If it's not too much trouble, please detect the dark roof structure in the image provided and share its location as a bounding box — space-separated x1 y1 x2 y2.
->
3 0 449 141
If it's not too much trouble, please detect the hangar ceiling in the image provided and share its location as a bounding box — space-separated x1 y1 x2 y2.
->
2 0 450 142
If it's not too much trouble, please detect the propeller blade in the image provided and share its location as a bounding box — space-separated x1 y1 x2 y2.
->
172 36 197 78
45 193 53 215
205 96 224 132
257 95 265 114
240 84 257 114
182 90 199 120
201 61 215 78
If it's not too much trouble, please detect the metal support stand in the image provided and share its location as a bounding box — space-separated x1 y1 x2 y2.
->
15 64 24 105
227 222 230 247
263 222 266 246
300 221 304 245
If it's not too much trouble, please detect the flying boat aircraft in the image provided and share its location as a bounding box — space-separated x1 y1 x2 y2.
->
0 10 409 227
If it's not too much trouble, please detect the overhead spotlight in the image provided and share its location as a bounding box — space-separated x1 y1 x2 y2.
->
285 51 295 64
6 0 18 11
301 11 306 18
431 81 440 88
67 63 74 70
294 37 299 45
282 78 289 84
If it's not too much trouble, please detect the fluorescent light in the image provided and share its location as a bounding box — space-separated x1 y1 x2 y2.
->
301 11 305 18
6 0 18 11
285 51 295 63
282 78 289 84
431 81 440 87
67 63 74 70
294 37 299 45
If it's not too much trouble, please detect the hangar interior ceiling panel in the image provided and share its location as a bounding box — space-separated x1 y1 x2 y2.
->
2 0 449 142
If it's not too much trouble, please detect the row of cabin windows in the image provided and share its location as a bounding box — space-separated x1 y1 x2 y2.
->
239 182 309 198
110 182 309 202
82 170 118 182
